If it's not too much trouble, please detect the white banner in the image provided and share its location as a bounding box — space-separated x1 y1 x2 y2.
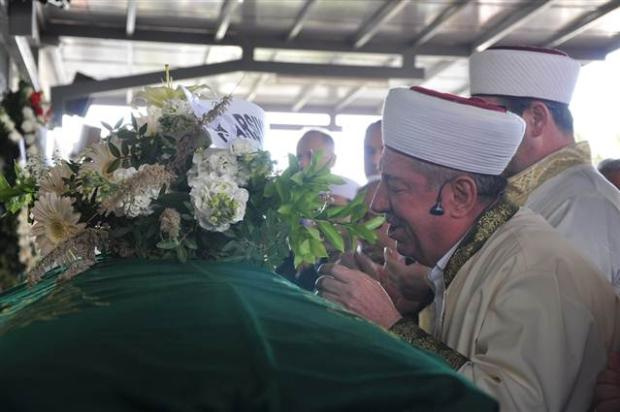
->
183 87 265 150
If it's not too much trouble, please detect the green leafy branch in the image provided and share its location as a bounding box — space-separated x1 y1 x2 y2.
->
266 153 385 268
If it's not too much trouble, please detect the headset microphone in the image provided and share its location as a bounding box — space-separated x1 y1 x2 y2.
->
429 180 451 216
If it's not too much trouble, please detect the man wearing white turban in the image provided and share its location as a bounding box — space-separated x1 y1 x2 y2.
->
469 46 620 293
316 86 620 411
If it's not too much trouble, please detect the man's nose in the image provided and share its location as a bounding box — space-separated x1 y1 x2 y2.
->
370 181 388 214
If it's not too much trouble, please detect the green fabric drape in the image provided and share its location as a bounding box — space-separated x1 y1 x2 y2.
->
0 259 497 411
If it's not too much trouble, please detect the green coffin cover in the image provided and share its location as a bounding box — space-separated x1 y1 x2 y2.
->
0 259 497 411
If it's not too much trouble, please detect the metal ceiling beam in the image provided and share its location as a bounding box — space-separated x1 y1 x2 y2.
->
334 85 365 112
50 57 425 121
353 0 409 49
246 73 269 101
542 0 620 48
126 0 136 37
41 21 608 60
292 83 318 111
286 0 318 41
419 59 460 87
471 0 556 53
0 2 40 90
90 95 383 116
215 0 241 41
409 0 473 50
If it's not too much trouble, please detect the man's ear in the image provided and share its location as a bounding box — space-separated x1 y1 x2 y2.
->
446 175 477 218
329 153 337 168
523 101 550 139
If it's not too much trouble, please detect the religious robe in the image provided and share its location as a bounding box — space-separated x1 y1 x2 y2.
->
507 142 620 293
391 200 620 411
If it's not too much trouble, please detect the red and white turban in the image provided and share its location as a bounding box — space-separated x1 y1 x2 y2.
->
382 87 525 176
469 46 581 104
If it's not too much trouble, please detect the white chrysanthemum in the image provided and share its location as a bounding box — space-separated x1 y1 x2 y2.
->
9 130 22 143
188 148 239 186
81 143 117 179
111 166 138 183
26 145 39 157
0 112 15 129
25 133 36 145
39 162 72 196
162 98 192 116
31 193 86 256
21 119 36 133
22 106 35 120
230 139 257 155
104 165 161 218
189 176 248 232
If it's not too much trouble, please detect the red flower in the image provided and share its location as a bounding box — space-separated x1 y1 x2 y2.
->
29 91 42 107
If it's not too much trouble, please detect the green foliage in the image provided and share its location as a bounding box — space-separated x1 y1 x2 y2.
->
0 165 37 216
264 152 384 269
0 78 385 280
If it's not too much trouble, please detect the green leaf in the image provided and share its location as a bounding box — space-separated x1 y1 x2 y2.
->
277 204 292 215
0 174 10 191
106 158 121 174
298 239 311 256
121 141 130 156
305 225 321 240
131 114 138 131
309 238 328 258
290 171 304 186
114 118 124 129
108 142 121 158
156 239 178 250
176 245 188 262
184 237 198 250
101 121 113 131
139 122 148 135
317 221 344 252
288 153 299 170
351 224 375 240
364 214 386 231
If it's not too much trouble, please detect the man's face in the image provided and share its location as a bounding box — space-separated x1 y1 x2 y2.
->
603 170 620 190
359 180 396 263
370 148 443 266
296 133 335 170
364 126 383 178
476 95 531 176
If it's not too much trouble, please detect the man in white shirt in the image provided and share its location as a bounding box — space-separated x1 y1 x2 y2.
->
316 86 620 411
469 46 620 293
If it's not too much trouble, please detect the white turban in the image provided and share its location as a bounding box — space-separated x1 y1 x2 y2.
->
382 87 526 176
469 46 581 104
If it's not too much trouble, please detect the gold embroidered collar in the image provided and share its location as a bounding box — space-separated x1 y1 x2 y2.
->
443 199 519 290
506 141 592 206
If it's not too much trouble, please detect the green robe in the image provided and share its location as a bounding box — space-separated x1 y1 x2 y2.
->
0 259 496 411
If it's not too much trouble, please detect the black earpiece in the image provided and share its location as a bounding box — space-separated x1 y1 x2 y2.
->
429 180 452 216
429 201 444 216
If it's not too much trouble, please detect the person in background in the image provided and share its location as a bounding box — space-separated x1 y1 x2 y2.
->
316 86 620 411
364 120 383 180
469 46 620 293
599 158 620 190
296 129 359 205
277 130 359 290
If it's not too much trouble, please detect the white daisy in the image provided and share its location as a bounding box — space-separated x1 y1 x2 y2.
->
80 143 117 180
31 193 86 256
39 162 72 196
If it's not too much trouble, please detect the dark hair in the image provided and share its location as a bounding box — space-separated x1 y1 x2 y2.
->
598 159 620 174
409 157 507 199
493 95 574 135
